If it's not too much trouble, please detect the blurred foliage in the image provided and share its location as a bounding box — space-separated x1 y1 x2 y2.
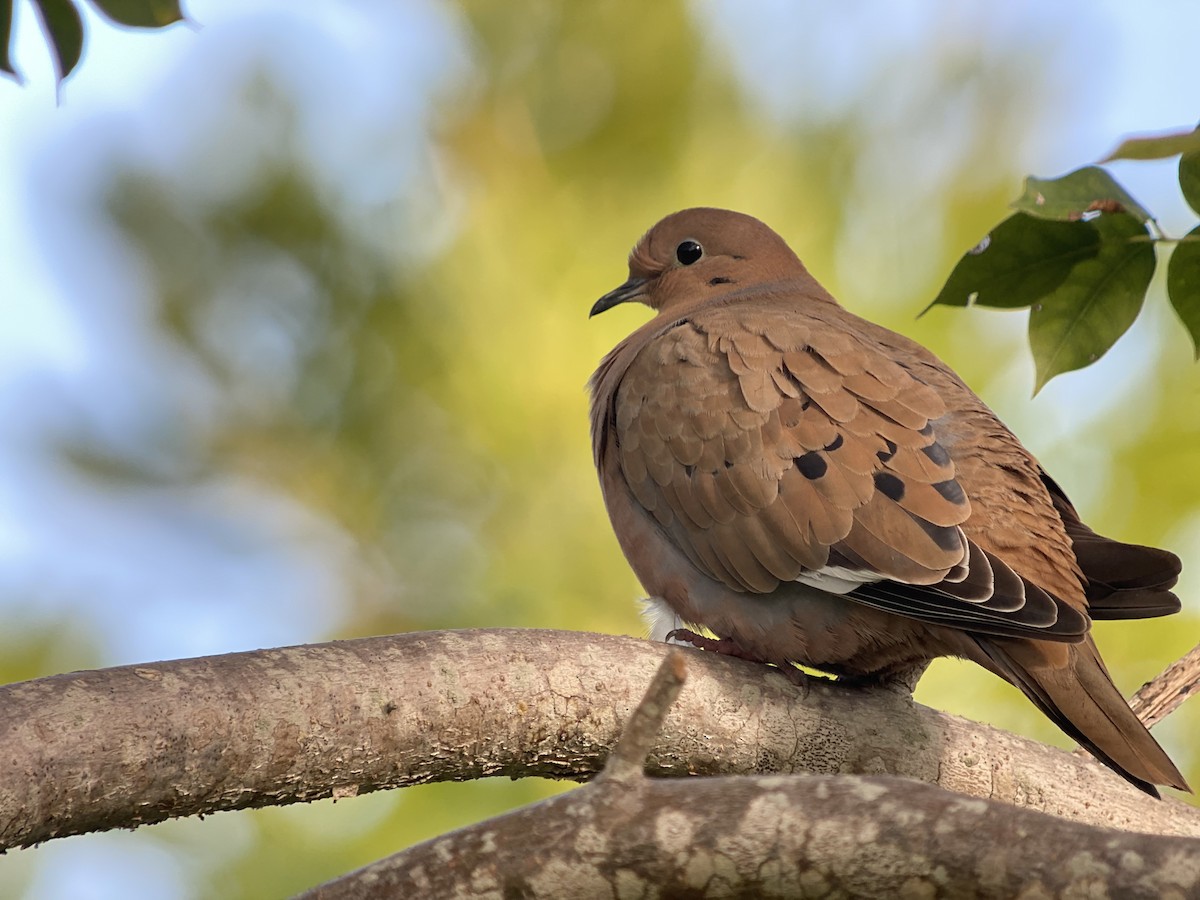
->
2 2 1198 898
98 95 492 635
2 0 183 84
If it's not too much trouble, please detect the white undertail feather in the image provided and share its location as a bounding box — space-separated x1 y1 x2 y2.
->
640 596 687 643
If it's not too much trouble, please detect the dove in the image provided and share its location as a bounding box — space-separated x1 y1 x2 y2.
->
588 207 1188 796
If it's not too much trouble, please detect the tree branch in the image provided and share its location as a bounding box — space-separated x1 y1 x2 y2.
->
599 648 688 784
305 652 1200 899
1130 641 1200 729
1 628 1195 853
301 771 1200 899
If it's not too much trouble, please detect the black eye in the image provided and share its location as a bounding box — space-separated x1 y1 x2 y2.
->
676 240 703 265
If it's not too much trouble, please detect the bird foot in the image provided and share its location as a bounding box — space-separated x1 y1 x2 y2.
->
665 628 756 660
665 629 810 690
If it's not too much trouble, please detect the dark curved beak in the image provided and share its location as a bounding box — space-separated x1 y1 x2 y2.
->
590 277 648 318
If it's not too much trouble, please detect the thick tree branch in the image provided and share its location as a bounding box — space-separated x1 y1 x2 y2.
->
302 771 1200 899
0 628 1195 853
307 654 1200 899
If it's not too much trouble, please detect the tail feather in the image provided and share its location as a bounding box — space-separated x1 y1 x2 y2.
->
1086 588 1182 620
1040 472 1182 620
970 636 1189 796
1074 534 1182 619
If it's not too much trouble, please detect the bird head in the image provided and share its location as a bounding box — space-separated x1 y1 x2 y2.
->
590 207 810 317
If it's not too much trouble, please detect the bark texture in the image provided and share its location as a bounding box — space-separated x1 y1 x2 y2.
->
1130 642 1200 729
305 651 1200 899
0 628 1196 853
303 772 1200 899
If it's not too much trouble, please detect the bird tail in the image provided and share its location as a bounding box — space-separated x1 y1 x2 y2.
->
968 636 1189 797
1040 471 1182 620
1070 534 1182 620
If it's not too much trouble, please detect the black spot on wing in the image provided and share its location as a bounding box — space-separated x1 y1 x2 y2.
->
933 479 966 505
911 516 965 553
873 471 905 501
796 451 827 480
921 441 951 466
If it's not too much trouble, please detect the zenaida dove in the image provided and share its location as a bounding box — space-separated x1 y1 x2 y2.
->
589 207 1187 796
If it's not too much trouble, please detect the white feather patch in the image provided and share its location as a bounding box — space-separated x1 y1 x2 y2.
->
795 566 882 594
640 596 688 643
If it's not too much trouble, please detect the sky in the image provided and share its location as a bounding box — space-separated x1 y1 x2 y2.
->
2 1 1200 897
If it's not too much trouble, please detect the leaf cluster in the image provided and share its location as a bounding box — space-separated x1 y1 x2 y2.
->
931 128 1200 391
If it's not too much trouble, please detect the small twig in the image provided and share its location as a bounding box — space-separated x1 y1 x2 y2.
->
1129 642 1200 730
599 650 688 784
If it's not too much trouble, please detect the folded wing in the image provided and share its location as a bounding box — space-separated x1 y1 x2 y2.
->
612 306 1087 642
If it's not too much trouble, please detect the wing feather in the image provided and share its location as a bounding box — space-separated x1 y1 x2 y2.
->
609 311 1085 639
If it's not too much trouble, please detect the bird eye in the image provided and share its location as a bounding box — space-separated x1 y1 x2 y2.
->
675 240 703 265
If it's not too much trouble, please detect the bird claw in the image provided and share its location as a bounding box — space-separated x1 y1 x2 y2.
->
665 628 751 658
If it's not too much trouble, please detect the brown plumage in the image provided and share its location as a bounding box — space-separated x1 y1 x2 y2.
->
589 207 1188 796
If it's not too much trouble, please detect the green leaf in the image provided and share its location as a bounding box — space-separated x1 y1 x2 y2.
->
1166 224 1200 359
1 0 18 79
928 213 1100 312
1102 127 1200 162
1180 152 1200 219
31 0 84 85
1011 165 1153 224
87 0 184 28
1028 213 1155 392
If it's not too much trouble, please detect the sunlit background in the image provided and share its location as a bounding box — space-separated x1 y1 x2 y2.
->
2 1 1199 897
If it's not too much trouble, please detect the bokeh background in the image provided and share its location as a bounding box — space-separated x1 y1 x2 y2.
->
2 1 1199 897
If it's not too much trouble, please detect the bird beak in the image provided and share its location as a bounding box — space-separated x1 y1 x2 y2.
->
590 277 648 317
